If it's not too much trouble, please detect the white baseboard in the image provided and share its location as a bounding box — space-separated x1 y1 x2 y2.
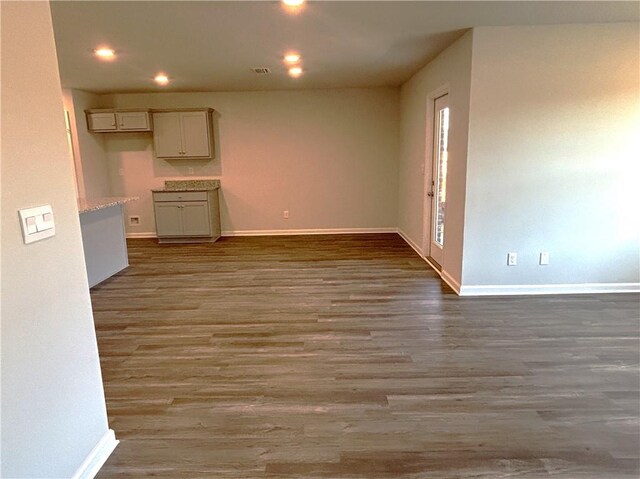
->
397 229 462 294
459 282 640 296
126 232 156 239
221 227 397 237
397 228 423 257
440 269 462 295
129 229 397 239
71 429 118 479
125 228 638 297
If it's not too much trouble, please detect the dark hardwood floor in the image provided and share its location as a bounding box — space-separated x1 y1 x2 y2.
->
92 234 640 478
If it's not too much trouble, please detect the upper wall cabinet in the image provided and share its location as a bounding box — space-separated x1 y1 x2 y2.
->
86 109 152 132
152 109 215 159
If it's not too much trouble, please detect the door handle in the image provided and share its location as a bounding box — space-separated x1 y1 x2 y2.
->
427 192 434 197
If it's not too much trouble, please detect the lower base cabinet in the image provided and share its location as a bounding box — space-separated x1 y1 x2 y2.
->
79 204 129 287
153 190 221 243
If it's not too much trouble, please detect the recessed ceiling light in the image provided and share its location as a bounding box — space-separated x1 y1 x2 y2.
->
94 47 115 60
284 53 301 64
154 73 170 85
288 66 304 78
281 0 305 13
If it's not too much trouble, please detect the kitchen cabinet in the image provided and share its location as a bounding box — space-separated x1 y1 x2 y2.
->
152 189 221 243
152 109 214 159
86 109 152 132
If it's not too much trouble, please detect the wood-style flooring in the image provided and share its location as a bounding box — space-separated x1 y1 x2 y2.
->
92 234 640 478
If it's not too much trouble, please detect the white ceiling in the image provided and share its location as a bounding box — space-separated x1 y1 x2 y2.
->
50 1 639 93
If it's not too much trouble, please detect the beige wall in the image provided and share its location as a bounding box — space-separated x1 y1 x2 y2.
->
1 2 110 477
101 88 400 235
398 31 473 286
463 23 640 286
62 89 112 198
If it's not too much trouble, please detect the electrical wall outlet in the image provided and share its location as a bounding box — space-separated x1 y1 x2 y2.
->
283 210 289 219
118 168 124 176
507 252 517 266
188 167 194 175
539 252 550 265
129 216 140 226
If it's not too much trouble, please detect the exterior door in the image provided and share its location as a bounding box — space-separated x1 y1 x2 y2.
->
428 94 450 268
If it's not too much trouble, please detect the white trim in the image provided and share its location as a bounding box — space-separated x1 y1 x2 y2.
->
71 429 118 479
459 283 640 296
221 227 396 237
129 229 397 239
125 229 637 298
396 232 638 297
398 229 461 295
397 228 423 257
422 254 461 295
126 232 156 239
440 269 462 295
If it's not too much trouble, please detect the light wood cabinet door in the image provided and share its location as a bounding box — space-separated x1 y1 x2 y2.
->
154 202 183 237
153 112 183 158
88 112 117 131
181 111 211 158
116 111 150 131
181 201 212 236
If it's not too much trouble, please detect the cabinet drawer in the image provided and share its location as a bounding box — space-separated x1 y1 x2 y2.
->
153 191 208 202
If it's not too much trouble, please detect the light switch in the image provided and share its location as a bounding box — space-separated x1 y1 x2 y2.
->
36 212 54 232
25 216 38 234
539 252 550 265
19 205 55 244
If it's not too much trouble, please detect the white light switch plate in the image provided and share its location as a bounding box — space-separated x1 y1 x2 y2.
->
19 205 55 244
539 252 550 265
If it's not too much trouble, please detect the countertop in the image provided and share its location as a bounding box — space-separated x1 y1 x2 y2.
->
152 179 220 192
78 196 138 214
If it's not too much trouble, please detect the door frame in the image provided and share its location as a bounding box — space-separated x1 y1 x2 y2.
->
421 84 450 267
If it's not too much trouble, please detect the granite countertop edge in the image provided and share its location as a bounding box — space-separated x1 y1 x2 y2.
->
152 179 221 193
151 186 220 192
78 196 139 214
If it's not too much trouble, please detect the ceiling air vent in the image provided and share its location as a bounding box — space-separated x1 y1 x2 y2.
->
251 67 272 75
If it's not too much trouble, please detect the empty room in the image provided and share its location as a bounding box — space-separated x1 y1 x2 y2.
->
1 1 639 478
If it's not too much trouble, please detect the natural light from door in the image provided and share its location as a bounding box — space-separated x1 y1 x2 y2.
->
434 106 449 246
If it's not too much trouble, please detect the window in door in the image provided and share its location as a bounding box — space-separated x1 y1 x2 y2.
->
434 105 449 246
